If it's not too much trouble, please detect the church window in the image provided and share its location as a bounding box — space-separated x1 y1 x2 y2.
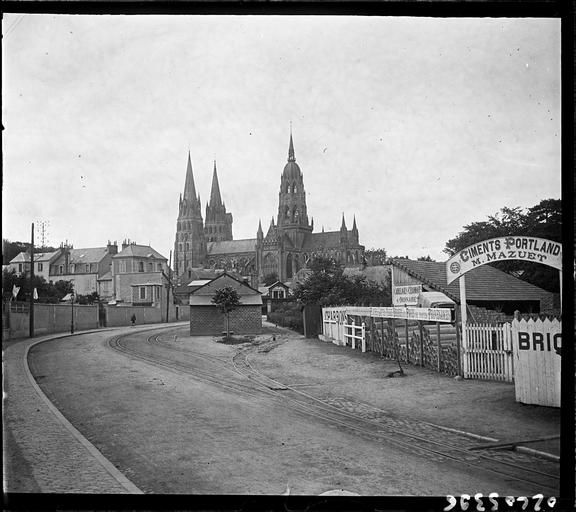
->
179 243 182 252
185 242 189 251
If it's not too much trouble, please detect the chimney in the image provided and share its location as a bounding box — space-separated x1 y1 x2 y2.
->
122 238 129 250
107 240 118 255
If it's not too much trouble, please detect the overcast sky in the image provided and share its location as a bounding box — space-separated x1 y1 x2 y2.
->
2 15 560 263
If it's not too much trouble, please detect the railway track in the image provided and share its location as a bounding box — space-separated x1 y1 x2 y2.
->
108 327 559 494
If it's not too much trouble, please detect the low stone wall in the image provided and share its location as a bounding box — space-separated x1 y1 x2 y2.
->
5 303 99 339
104 305 162 327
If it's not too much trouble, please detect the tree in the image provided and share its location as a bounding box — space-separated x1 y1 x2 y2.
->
417 255 435 262
443 199 561 292
2 268 73 303
293 257 391 307
364 248 387 266
263 272 279 286
211 286 241 340
2 239 59 265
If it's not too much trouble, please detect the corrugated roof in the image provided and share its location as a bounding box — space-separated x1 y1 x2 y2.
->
113 244 166 260
207 239 256 255
391 259 553 303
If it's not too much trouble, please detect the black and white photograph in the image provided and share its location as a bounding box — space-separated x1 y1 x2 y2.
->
2 11 569 503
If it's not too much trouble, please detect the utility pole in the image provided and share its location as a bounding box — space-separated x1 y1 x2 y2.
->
165 250 172 322
29 222 34 338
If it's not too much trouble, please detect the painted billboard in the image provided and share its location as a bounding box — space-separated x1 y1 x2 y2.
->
446 236 562 284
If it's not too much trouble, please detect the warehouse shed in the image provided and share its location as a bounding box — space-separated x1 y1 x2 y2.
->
189 272 262 335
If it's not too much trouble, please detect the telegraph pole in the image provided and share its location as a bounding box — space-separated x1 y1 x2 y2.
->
29 222 35 338
165 250 172 322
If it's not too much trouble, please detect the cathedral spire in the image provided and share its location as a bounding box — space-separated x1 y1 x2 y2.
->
288 129 296 162
183 151 197 201
209 160 223 207
352 215 358 232
257 219 263 239
341 213 347 231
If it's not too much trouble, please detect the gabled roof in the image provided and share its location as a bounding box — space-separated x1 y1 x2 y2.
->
206 239 256 255
113 244 166 260
189 272 262 306
190 272 261 297
391 259 553 303
268 280 290 290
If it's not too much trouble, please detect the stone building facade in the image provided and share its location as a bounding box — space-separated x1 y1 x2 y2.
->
173 132 365 285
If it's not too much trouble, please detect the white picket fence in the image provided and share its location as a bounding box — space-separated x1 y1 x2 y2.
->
463 323 514 382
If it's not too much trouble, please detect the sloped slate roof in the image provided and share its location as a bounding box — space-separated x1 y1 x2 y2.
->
113 244 166 260
10 252 30 263
97 271 112 281
391 259 553 303
302 231 342 251
207 239 256 255
69 247 109 264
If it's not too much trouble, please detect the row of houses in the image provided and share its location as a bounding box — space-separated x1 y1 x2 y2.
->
6 240 169 308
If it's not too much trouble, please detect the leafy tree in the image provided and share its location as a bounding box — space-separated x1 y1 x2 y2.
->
75 292 100 305
2 239 58 265
2 268 73 303
293 257 391 306
211 286 241 340
444 199 561 292
364 248 387 266
263 272 279 286
417 255 435 262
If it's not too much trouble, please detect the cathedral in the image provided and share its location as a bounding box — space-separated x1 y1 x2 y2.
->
173 132 365 285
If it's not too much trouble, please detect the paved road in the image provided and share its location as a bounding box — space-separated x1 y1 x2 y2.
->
4 324 558 495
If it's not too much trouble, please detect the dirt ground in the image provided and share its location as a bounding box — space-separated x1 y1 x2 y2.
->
17 323 560 495
248 323 560 450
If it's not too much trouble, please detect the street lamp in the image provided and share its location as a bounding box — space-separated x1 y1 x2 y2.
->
70 287 75 334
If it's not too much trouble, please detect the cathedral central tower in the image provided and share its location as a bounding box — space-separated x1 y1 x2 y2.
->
277 132 312 243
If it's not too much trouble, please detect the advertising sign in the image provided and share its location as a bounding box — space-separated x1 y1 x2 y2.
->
392 284 422 306
446 236 562 284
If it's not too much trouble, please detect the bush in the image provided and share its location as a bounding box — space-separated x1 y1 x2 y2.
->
267 302 303 334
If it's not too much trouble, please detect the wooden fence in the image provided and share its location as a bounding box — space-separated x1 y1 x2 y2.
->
511 318 561 407
463 323 514 382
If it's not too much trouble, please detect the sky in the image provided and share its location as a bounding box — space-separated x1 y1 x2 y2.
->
2 15 561 263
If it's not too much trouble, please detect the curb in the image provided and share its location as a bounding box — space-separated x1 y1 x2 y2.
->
19 323 186 494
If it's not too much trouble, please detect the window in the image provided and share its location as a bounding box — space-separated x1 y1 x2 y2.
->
157 263 162 271
38 263 43 272
138 262 144 272
59 265 63 275
155 287 160 300
140 287 146 300
91 263 96 272
18 263 22 273
86 264 90 273
148 262 153 272
119 260 126 273
70 264 75 273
